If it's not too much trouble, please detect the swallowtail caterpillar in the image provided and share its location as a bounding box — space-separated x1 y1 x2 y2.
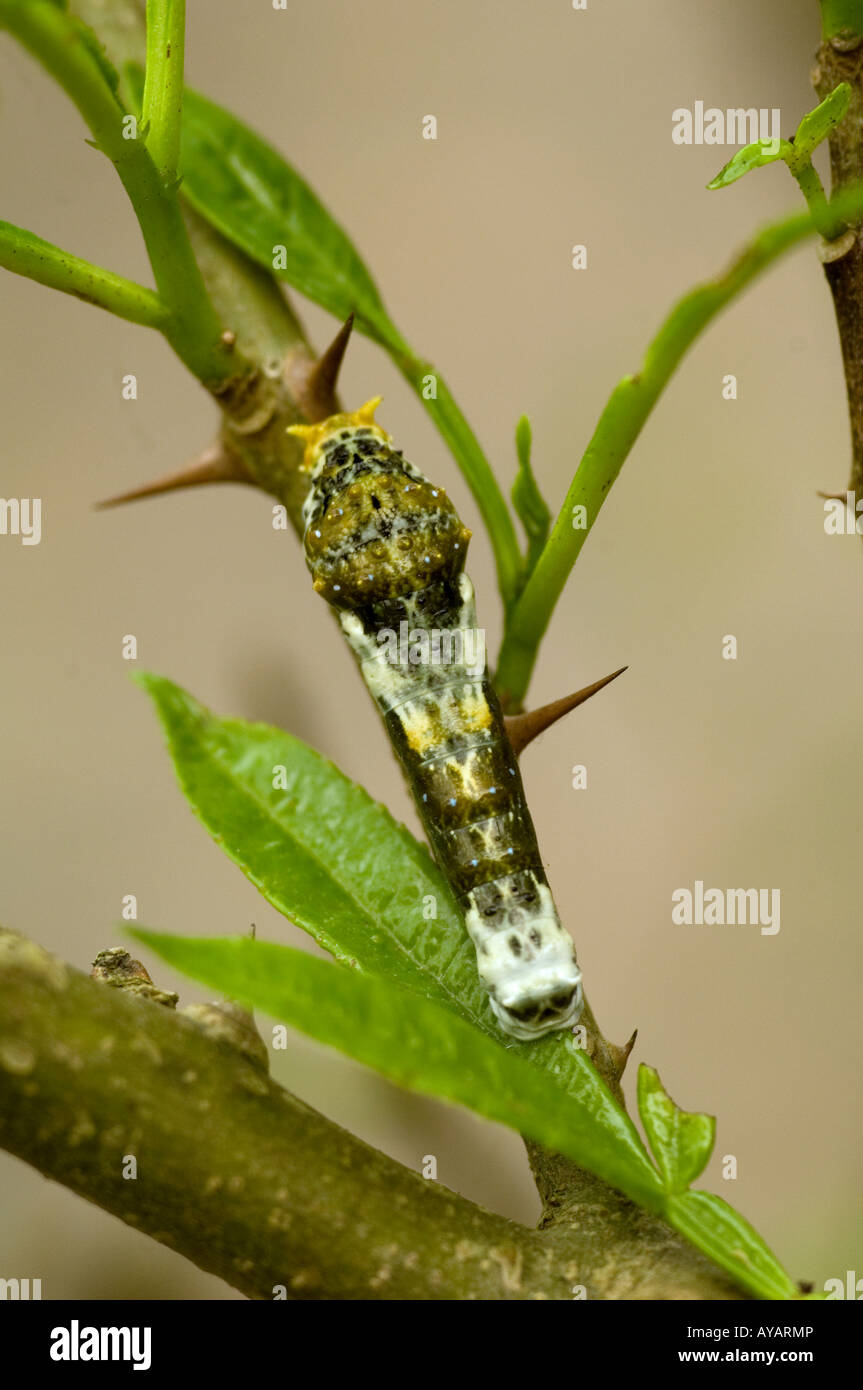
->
288 400 583 1041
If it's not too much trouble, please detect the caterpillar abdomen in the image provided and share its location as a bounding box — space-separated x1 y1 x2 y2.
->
290 400 583 1040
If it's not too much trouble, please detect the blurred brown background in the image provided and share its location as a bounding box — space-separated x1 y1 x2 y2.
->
1 0 860 1298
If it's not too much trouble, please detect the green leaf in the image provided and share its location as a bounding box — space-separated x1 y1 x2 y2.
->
136 673 803 1299
119 66 523 610
511 415 550 577
130 928 665 1209
135 671 488 1011
707 87 850 194
136 672 633 1105
793 83 851 159
175 81 403 351
135 672 661 1129
637 1063 715 1193
637 1071 797 1297
667 1191 799 1302
707 139 792 190
131 928 802 1300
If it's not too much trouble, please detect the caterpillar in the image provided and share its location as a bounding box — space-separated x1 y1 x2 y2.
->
288 399 583 1041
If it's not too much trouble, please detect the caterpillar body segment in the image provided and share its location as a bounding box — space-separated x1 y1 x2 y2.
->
290 402 583 1040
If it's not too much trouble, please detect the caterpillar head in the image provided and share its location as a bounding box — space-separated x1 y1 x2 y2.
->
467 880 583 1040
483 934 583 1041
289 400 470 609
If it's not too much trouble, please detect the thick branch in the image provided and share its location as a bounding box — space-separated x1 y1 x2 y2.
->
814 12 863 493
0 928 744 1300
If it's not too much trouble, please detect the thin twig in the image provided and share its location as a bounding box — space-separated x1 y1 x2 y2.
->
495 188 863 706
0 219 168 327
0 0 230 385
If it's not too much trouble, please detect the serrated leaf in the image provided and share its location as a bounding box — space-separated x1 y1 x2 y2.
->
136 674 802 1300
136 673 627 1095
637 1063 715 1193
130 928 666 1210
667 1191 798 1302
132 928 802 1300
794 83 850 159
134 671 476 1009
511 414 550 575
707 139 792 190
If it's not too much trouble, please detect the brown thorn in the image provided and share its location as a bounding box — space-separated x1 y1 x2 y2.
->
309 313 354 412
816 489 849 501
607 1028 638 1080
288 313 355 424
94 442 252 509
504 666 627 757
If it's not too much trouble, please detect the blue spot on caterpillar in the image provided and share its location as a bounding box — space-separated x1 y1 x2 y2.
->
289 400 583 1041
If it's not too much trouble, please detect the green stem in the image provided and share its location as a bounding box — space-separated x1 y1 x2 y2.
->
0 0 232 386
495 187 863 705
396 351 524 609
821 0 863 39
142 0 184 182
0 219 167 327
181 203 308 366
790 156 844 238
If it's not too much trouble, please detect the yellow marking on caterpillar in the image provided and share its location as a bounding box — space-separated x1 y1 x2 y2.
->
402 693 492 757
458 692 493 732
402 707 443 756
287 397 387 471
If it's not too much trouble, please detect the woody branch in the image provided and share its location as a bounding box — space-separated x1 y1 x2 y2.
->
814 2 863 497
0 928 743 1301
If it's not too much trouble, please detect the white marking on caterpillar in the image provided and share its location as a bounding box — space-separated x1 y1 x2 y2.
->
464 879 582 1040
292 402 584 1040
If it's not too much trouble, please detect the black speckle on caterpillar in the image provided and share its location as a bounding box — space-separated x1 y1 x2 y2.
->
288 400 583 1041
298 398 469 607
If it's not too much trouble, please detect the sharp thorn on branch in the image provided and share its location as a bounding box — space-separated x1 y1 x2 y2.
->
94 443 252 509
504 666 628 757
608 1028 638 1080
289 313 355 423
